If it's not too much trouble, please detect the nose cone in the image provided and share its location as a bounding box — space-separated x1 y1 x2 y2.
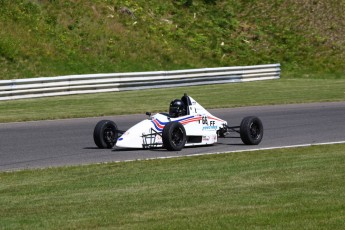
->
115 120 156 149
115 130 142 148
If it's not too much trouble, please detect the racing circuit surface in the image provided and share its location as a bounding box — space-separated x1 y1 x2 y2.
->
1 102 345 171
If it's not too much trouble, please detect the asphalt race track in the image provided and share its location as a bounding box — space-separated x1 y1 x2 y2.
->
1 102 345 171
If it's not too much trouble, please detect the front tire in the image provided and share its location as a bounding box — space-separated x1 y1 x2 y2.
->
93 120 118 149
162 122 187 151
240 116 263 145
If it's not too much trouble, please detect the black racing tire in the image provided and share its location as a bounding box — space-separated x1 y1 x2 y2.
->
93 120 118 149
240 116 263 145
162 122 187 151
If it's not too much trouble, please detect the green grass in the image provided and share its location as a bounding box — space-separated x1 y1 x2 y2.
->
1 78 344 123
0 0 344 79
1 144 344 229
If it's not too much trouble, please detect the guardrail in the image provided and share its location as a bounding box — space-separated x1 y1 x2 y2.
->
0 64 280 101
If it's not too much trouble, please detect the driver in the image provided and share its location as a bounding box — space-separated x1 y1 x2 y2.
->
169 99 186 117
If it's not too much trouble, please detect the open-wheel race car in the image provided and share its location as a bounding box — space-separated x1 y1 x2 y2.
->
93 94 263 151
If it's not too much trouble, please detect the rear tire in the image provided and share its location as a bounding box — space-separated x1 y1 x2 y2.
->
240 116 263 145
93 120 118 149
162 122 187 151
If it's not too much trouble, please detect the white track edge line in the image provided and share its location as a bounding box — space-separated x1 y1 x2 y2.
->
4 141 345 172
112 140 345 164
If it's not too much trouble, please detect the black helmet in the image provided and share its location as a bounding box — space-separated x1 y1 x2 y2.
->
169 99 186 117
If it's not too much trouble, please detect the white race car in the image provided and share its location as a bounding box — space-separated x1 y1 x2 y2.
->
93 94 263 151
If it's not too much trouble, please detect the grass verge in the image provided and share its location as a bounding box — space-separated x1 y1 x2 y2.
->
1 144 344 229
0 78 344 123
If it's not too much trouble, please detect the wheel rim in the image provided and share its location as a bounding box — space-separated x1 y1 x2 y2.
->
249 122 261 140
103 126 116 145
171 127 184 146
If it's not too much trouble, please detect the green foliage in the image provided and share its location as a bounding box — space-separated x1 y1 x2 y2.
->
0 0 344 79
174 0 193 7
0 36 19 62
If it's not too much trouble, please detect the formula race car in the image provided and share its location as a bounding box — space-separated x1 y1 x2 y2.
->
93 94 263 151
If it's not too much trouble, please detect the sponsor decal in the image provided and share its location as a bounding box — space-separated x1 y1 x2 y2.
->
202 126 218 131
202 136 210 141
202 135 217 142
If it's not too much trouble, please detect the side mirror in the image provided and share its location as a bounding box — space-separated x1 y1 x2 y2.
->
145 112 151 117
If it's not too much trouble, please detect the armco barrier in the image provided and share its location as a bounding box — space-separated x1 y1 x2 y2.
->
0 64 280 101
